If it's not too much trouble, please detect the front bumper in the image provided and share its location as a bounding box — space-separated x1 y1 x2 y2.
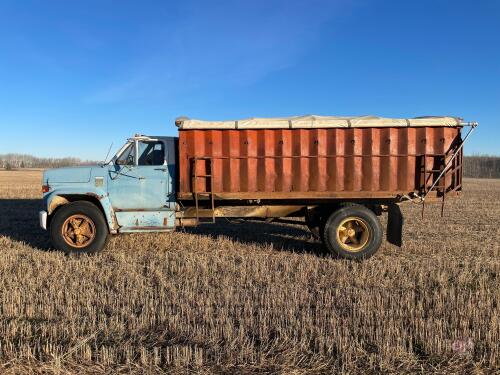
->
39 211 48 230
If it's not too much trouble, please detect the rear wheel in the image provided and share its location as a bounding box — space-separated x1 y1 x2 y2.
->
323 204 383 260
50 201 109 255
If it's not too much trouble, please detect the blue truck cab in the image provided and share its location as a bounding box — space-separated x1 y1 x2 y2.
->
40 135 178 253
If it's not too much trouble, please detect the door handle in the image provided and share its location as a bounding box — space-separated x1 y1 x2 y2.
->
154 167 169 172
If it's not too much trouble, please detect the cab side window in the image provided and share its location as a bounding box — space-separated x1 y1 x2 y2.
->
138 141 165 166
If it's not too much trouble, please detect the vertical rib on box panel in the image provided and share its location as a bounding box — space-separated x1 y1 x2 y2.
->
229 130 240 193
344 129 354 191
291 130 301 192
221 130 230 192
361 129 373 191
308 129 317 191
388 128 398 192
282 130 293 192
275 129 283 192
290 130 298 192
264 130 276 192
247 131 258 192
416 127 426 191
189 131 196 192
352 128 362 191
239 131 248 192
256 131 265 192
326 129 336 191
267 130 274 191
371 128 381 192
300 129 310 191
335 129 345 191
380 128 390 191
397 128 408 191
317 129 327 191
211 130 222 193
407 128 416 192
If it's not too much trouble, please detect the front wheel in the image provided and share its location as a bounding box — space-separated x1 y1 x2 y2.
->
323 204 383 260
50 201 109 255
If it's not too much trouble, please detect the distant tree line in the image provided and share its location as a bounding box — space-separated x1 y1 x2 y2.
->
463 156 500 179
1 153 499 178
0 154 97 170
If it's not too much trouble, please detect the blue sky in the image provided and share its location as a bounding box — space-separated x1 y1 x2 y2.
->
0 0 498 160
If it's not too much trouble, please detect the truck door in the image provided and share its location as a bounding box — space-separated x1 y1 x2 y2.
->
107 139 175 231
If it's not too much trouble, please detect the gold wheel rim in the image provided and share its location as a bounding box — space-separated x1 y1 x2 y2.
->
336 217 370 252
61 214 96 248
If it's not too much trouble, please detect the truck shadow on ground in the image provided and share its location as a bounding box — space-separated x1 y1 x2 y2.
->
182 219 324 255
0 199 324 255
0 199 52 250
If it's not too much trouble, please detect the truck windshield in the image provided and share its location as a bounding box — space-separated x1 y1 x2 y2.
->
115 143 135 165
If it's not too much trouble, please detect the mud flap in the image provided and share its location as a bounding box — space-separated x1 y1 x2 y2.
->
387 203 403 248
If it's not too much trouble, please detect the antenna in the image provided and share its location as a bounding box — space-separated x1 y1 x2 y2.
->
102 142 114 166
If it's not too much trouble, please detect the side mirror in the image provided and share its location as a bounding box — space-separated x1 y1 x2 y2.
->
115 159 128 165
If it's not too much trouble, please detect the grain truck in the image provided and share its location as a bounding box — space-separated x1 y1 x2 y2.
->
39 115 476 259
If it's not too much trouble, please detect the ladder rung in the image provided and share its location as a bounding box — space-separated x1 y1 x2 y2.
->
192 157 215 225
426 169 442 172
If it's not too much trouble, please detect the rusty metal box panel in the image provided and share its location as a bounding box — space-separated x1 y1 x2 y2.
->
178 127 463 200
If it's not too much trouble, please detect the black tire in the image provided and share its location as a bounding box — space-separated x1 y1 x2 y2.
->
49 201 109 255
323 204 383 260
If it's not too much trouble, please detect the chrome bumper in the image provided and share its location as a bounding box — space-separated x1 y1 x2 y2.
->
39 211 48 230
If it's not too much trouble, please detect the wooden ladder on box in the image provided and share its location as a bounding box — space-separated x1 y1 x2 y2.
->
192 157 215 224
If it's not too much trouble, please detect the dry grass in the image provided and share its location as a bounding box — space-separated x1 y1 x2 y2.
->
0 170 498 374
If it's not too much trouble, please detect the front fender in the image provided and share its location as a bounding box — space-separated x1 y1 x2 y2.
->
44 187 118 233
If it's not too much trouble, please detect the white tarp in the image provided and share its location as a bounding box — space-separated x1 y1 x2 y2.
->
175 115 463 130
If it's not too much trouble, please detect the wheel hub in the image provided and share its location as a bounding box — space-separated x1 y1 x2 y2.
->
336 217 370 252
61 214 96 248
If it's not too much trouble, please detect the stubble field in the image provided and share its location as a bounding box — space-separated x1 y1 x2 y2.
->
0 170 498 374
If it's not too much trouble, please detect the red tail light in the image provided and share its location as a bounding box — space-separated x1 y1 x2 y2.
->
42 185 50 193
